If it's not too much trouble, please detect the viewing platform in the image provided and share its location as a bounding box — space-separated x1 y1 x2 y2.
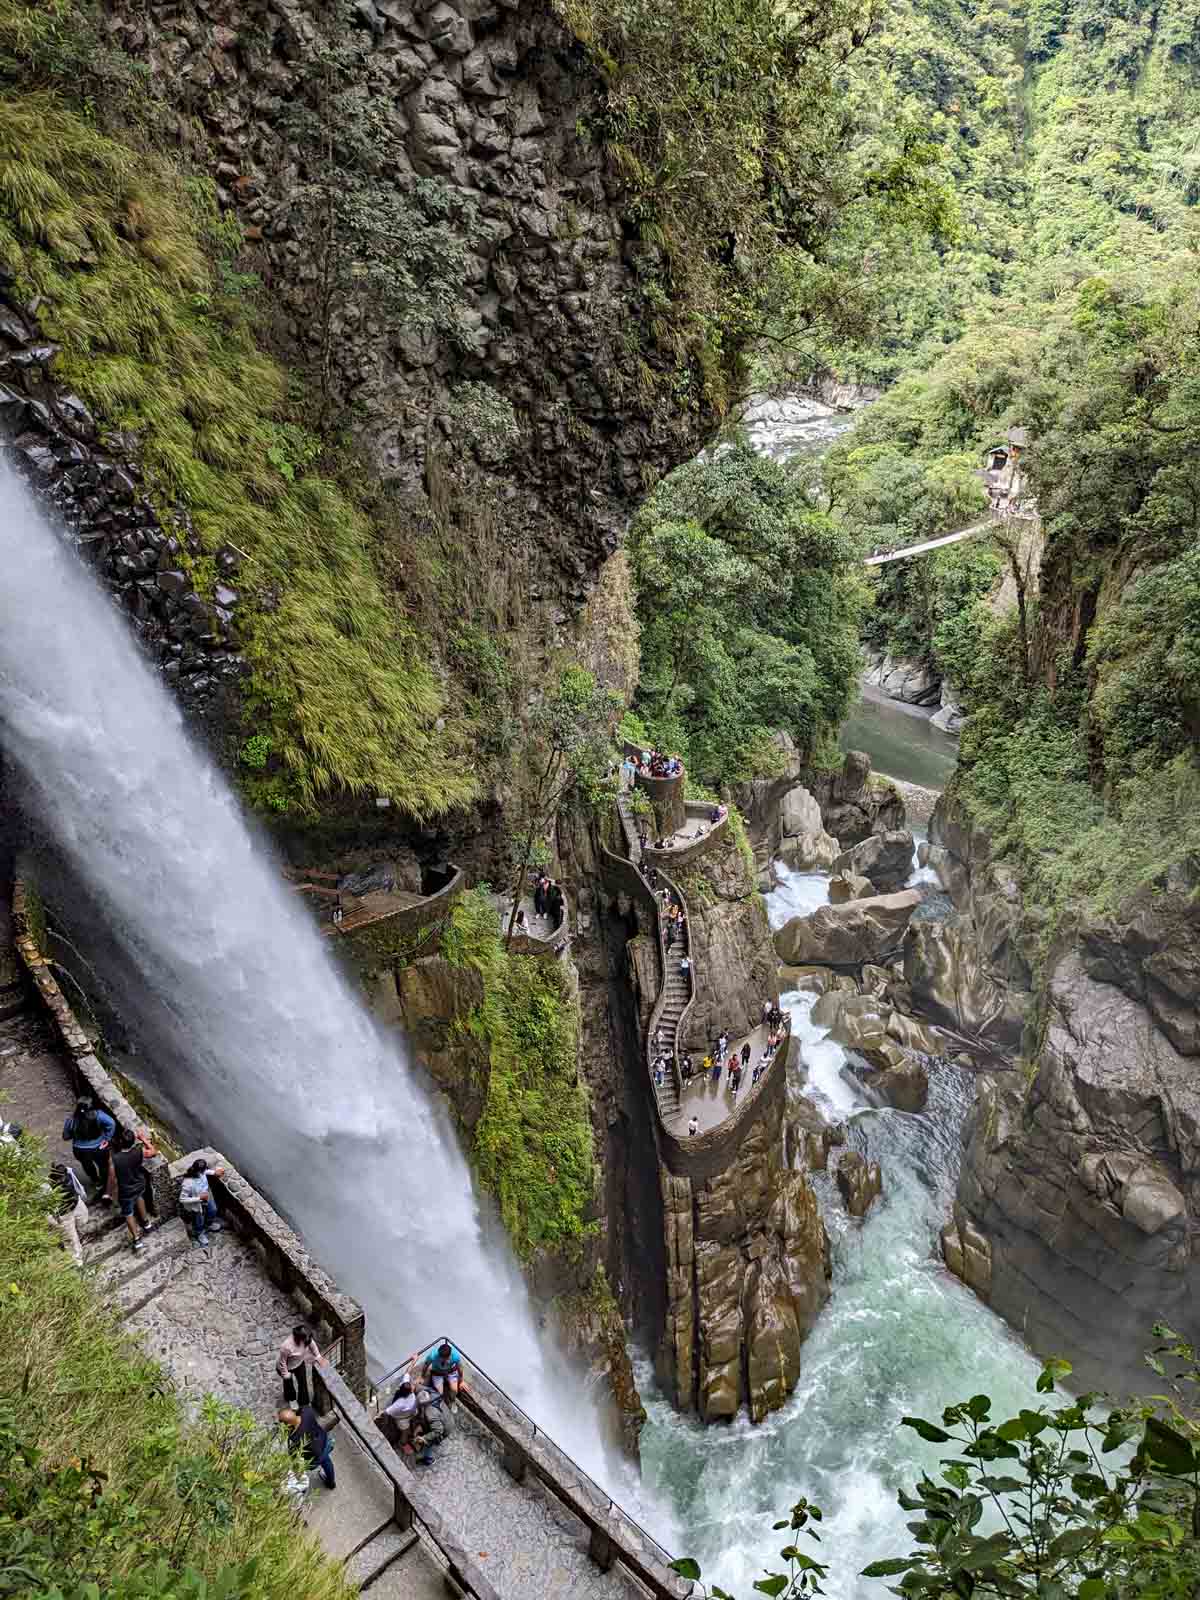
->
606 779 789 1161
284 861 463 942
3 881 686 1600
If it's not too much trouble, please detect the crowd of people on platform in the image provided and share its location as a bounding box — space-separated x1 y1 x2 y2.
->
379 1341 464 1467
621 747 684 784
654 1001 790 1124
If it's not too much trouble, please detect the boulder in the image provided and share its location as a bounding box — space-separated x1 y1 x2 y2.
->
779 827 840 872
904 917 1026 1048
774 890 921 968
833 829 915 893
863 1052 929 1113
866 653 941 706
836 1151 883 1218
829 871 872 903
808 751 906 847
781 784 823 839
930 682 965 737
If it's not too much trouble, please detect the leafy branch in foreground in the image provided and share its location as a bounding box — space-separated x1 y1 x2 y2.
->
864 1346 1200 1599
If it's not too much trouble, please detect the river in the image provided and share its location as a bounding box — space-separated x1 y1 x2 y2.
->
839 684 959 792
637 859 1046 1595
634 402 1044 1593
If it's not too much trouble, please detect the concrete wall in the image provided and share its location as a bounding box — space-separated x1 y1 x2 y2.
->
643 800 730 871
623 741 686 835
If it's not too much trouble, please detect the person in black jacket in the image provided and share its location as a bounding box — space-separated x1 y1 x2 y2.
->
279 1405 335 1489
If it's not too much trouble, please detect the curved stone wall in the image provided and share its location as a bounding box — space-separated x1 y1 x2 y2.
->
622 741 686 835
642 800 730 871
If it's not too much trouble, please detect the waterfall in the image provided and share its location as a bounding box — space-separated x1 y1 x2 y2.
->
0 462 632 1498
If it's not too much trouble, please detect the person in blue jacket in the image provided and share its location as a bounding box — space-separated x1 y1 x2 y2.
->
62 1096 115 1196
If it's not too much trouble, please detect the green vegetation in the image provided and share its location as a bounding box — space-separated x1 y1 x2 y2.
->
442 889 597 1263
0 1134 351 1600
552 0 953 411
678 1340 1200 1599
628 447 868 785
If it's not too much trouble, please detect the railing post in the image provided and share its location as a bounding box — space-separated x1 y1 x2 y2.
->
392 1480 414 1531
588 1522 616 1572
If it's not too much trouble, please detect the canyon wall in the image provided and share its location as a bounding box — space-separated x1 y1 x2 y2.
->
924 791 1200 1395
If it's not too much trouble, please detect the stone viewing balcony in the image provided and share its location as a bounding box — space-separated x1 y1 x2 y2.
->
622 740 686 836
489 885 570 960
284 860 463 943
4 881 687 1599
642 799 731 869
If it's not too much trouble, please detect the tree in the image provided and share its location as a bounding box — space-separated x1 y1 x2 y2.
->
628 448 867 785
505 668 618 943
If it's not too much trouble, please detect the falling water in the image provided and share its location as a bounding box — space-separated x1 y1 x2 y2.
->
637 861 1048 1595
0 463 634 1497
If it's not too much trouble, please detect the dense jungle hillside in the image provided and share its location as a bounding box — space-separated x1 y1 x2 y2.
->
792 0 1200 923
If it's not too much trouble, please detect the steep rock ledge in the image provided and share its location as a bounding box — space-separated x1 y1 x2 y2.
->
926 789 1200 1392
101 0 723 607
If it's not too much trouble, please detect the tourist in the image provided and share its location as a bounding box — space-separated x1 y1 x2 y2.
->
48 1160 88 1265
727 1052 738 1080
421 1340 464 1401
384 1380 419 1448
762 998 772 1024
654 1060 665 1088
280 1404 335 1490
731 1065 742 1095
108 1126 158 1252
688 1115 699 1136
681 1053 693 1081
716 1030 728 1059
621 754 636 786
701 1051 713 1076
277 1323 325 1409
547 881 565 925
712 1055 722 1084
741 1040 752 1068
515 907 528 933
647 866 659 891
534 874 549 918
759 1048 771 1077
665 918 675 951
62 1096 115 1197
179 1157 225 1247
679 955 691 978
653 1024 666 1050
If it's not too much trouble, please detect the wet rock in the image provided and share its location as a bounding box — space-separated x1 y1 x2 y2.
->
807 751 906 847
833 829 915 894
836 1150 882 1218
774 889 921 968
855 1049 929 1113
829 870 872 903
865 652 941 706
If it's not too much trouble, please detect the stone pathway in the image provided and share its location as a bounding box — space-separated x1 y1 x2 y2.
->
668 1019 780 1138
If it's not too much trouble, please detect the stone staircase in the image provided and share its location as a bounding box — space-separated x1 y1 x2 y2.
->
615 780 694 1123
81 1206 194 1317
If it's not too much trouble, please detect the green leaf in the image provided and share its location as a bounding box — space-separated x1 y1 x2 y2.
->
1037 1359 1072 1393
903 1417 952 1443
1077 1581 1106 1600
962 1395 992 1421
753 1577 789 1597
1047 1527 1094 1561
976 1475 1023 1494
1143 1416 1200 1477
861 1559 919 1577
670 1557 702 1580
994 1418 1030 1441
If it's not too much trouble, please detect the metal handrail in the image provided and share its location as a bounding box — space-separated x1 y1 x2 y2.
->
374 1337 679 1574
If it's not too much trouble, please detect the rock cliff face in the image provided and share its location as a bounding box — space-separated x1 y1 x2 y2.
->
926 789 1200 1393
100 0 719 608
658 1074 831 1423
675 825 777 1050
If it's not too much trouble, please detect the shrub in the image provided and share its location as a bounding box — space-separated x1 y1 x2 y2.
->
442 890 596 1262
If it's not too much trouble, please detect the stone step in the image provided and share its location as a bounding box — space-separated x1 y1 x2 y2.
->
112 1231 195 1320
89 1216 191 1288
345 1523 419 1590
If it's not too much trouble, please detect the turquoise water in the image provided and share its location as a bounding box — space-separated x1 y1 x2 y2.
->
636 874 1045 1597
839 688 958 791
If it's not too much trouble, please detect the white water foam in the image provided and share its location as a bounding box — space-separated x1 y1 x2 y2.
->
637 862 1047 1593
0 463 650 1511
